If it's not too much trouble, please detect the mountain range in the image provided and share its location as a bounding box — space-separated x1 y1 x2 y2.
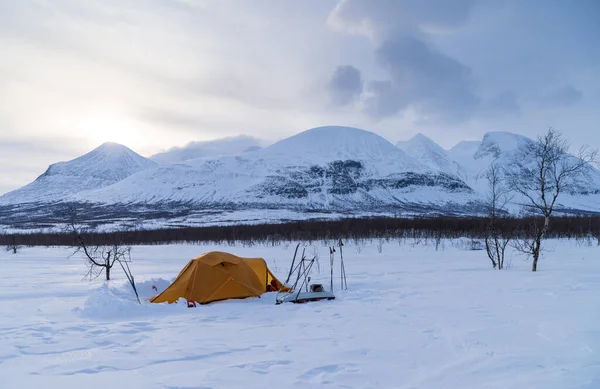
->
2 126 599 231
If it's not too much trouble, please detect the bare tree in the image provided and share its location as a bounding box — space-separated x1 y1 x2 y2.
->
3 232 21 254
484 162 513 269
70 224 141 303
509 127 597 271
62 205 116 281
5 243 20 254
71 226 129 281
64 205 141 303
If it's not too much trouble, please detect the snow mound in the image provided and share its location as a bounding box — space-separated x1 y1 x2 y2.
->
76 278 175 320
134 277 173 299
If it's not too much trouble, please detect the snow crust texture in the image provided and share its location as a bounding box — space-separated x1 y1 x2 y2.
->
1 240 599 389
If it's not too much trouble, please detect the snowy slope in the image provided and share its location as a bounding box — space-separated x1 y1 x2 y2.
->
151 135 267 164
0 142 157 205
73 126 477 210
260 126 424 171
2 240 600 389
3 127 600 228
466 132 533 188
447 140 481 169
397 133 467 178
447 132 600 211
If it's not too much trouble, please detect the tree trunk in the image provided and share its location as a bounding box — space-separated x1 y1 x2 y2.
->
544 216 550 231
531 253 539 272
484 237 497 269
531 236 541 272
532 216 550 272
106 263 111 280
532 231 542 272
12 246 16 254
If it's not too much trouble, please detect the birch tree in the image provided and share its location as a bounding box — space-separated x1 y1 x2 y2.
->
509 128 597 271
484 162 513 269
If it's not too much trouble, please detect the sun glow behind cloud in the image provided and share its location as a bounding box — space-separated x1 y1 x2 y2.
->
73 110 144 148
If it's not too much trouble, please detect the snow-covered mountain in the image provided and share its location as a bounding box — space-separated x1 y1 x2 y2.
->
73 126 476 211
151 135 267 164
447 140 481 170
0 142 157 205
445 131 600 210
2 127 600 230
452 132 534 189
262 126 420 168
396 133 467 178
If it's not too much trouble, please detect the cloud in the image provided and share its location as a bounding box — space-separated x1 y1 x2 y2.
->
1 0 600 195
138 107 264 137
327 0 481 122
363 80 398 118
369 35 478 122
539 86 583 108
328 0 476 39
484 90 521 116
150 134 268 164
328 65 363 106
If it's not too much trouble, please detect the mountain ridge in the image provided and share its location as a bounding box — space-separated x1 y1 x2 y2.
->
1 126 599 230
69 126 471 208
0 142 157 205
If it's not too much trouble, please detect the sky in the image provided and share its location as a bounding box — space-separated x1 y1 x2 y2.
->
1 0 599 194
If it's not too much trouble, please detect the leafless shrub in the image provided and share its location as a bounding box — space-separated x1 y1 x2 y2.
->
377 238 384 253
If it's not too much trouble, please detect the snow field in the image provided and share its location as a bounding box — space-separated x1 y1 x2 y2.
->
0 239 599 388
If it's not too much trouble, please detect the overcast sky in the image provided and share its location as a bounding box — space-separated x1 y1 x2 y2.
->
1 0 599 194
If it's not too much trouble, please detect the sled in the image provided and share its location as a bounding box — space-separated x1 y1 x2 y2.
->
275 242 345 305
276 284 335 304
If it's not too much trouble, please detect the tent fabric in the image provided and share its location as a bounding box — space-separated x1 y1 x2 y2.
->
149 251 286 304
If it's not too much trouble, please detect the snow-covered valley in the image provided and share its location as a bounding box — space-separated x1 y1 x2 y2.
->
1 239 599 388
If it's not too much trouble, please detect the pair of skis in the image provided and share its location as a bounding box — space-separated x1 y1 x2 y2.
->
283 244 314 292
329 239 347 292
283 240 347 296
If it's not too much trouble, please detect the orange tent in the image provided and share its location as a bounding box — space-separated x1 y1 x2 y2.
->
149 251 286 304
